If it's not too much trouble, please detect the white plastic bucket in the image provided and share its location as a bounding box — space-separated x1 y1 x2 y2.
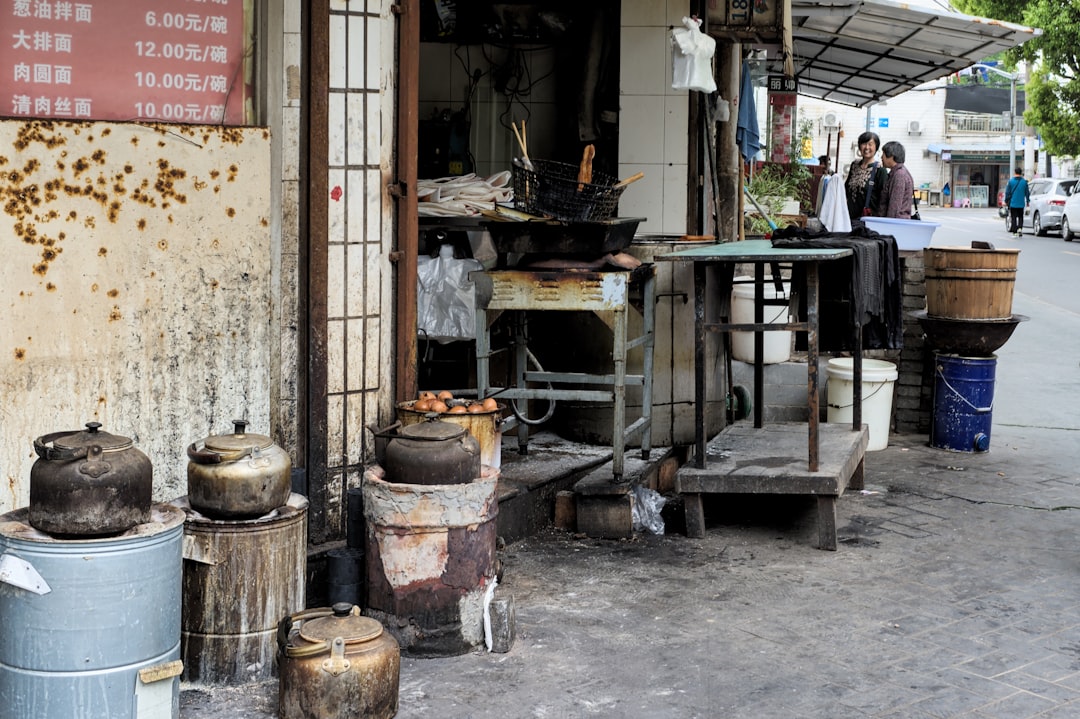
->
731 280 791 364
825 358 898 451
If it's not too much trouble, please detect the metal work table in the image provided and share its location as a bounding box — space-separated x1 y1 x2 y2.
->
471 263 656 480
657 240 868 549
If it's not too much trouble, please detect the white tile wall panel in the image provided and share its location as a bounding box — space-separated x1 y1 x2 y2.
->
346 169 366 245
328 319 346 394
282 106 301 181
328 91 347 166
364 243 381 316
348 318 366 391
327 244 346 318
364 317 381 390
284 34 302 105
329 14 347 89
328 168 346 240
366 12 381 91
623 0 667 26
346 392 365 464
664 95 689 165
347 94 365 165
349 15 367 90
619 95 666 164
620 27 668 95
365 168 381 242
619 164 665 234
284 0 301 34
346 243 365 317
327 394 345 467
662 163 689 232
365 92 381 162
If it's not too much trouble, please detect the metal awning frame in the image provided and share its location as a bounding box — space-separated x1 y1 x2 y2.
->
759 0 1040 108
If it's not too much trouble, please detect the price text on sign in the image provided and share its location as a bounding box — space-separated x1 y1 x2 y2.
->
2 0 246 125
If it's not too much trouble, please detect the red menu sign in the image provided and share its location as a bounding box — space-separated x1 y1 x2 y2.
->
2 0 247 125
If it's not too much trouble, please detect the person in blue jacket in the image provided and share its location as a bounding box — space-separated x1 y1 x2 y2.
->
1004 167 1030 236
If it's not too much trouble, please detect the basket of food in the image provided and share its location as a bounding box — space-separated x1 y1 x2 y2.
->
512 158 626 223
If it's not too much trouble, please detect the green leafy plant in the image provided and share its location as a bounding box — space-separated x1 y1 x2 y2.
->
744 162 812 234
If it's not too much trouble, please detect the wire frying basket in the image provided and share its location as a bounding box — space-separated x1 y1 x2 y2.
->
512 159 626 223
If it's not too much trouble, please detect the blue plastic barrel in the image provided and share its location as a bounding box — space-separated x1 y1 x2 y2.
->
931 354 997 452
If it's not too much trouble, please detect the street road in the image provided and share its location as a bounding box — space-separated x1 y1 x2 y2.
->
919 205 1080 433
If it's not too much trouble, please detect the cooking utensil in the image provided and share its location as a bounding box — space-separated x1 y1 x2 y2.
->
614 171 645 189
278 603 400 719
30 422 153 536
577 144 595 191
187 419 292 518
381 420 481 485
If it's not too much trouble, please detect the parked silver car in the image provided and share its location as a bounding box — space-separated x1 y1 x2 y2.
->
1017 177 1077 235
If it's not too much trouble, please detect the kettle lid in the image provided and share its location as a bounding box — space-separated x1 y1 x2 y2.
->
399 420 468 442
203 419 274 452
51 422 133 451
299 603 383 644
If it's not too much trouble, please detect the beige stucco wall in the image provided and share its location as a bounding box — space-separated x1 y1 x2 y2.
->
0 120 272 513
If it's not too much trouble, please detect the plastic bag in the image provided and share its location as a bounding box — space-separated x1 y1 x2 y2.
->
631 485 668 535
671 17 717 93
416 244 484 343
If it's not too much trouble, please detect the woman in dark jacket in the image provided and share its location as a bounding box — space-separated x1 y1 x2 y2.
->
844 131 889 221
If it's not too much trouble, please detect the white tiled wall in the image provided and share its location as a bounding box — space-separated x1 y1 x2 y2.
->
619 0 692 236
324 0 395 524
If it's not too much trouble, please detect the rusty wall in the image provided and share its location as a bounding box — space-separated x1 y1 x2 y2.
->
0 120 273 513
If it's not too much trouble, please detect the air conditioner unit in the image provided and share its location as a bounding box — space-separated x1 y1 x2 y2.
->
907 120 922 135
822 111 840 129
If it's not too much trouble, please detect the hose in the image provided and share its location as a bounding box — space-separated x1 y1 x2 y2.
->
509 347 557 426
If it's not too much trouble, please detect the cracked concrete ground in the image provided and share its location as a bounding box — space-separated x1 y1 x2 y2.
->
181 288 1080 718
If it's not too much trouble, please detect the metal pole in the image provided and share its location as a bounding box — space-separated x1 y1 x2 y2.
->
1009 75 1017 175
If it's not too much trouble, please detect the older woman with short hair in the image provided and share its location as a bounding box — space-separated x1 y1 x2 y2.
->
880 141 914 219
844 131 888 221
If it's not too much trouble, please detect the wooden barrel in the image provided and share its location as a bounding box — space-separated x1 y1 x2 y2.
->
924 247 1020 320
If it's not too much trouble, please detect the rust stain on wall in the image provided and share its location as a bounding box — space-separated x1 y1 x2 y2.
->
226 207 235 218
108 306 121 322
14 348 25 360
107 289 119 298
98 247 107 256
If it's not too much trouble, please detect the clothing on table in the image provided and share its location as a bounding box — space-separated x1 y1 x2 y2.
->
881 163 915 219
844 160 888 221
771 224 903 352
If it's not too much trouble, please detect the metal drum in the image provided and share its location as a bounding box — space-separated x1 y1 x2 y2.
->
0 504 185 719
175 493 307 685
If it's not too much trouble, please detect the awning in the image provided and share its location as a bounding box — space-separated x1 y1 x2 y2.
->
770 0 1040 108
926 140 1035 162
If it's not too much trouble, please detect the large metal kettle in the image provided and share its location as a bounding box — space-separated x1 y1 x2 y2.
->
277 603 400 719
186 419 292 518
30 422 153 536
381 420 481 485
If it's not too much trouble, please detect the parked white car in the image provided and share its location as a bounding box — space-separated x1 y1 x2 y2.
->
1061 186 1080 241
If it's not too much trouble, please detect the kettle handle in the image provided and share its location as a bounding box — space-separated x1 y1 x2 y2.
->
277 606 335 657
33 432 89 461
187 443 223 464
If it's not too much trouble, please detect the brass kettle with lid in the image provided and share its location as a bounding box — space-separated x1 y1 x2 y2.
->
277 603 400 719
186 419 292 518
381 420 481 485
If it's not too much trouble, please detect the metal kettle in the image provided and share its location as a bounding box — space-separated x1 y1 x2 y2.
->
186 419 292 518
381 420 481 485
30 422 153 536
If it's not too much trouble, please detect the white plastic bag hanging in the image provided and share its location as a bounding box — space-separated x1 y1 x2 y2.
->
416 244 484 343
671 16 717 93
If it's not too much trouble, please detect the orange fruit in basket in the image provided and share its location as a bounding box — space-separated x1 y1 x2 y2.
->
481 397 499 412
429 400 448 413
447 405 468 414
467 402 487 413
437 390 454 401
414 399 433 412
419 391 436 401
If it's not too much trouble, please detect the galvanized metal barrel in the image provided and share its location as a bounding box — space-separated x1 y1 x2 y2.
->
176 492 307 685
0 504 185 719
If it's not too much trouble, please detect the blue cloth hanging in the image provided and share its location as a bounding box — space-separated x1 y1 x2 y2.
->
736 60 761 164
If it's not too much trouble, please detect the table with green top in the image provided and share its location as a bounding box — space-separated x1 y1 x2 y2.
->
656 239 870 550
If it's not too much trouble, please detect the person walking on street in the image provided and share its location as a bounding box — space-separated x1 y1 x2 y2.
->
880 141 914 219
844 131 888 221
1005 167 1030 236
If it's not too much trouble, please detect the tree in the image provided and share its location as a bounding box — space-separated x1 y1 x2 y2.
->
953 0 1080 157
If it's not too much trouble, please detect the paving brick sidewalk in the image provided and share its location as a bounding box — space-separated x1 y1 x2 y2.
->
182 422 1080 718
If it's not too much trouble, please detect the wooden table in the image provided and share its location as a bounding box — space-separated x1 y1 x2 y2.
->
656 240 869 549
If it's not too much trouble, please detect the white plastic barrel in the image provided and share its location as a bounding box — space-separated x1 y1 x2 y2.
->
731 280 791 364
825 358 898 451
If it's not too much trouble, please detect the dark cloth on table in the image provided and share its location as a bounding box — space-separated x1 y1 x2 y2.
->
771 224 903 351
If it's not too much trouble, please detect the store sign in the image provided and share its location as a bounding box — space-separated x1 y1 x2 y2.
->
767 75 797 93
2 0 246 125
